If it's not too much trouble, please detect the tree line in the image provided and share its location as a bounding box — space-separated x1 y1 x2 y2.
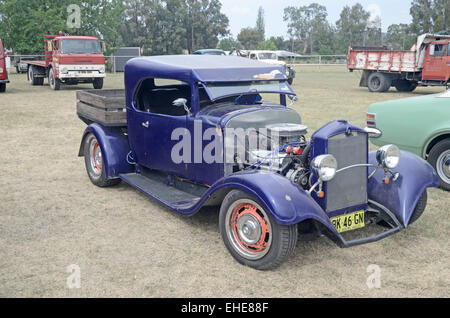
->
0 0 448 55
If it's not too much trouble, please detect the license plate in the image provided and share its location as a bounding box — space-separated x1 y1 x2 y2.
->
331 210 365 233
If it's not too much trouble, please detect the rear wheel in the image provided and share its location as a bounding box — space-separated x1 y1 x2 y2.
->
368 72 391 92
219 190 297 270
93 78 103 89
394 80 417 92
427 139 450 191
83 133 120 187
0 83 5 93
49 68 60 90
28 66 43 86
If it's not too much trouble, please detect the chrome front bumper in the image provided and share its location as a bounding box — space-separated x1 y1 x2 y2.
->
364 127 382 138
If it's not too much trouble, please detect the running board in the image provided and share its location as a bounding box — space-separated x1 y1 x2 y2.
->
119 172 203 209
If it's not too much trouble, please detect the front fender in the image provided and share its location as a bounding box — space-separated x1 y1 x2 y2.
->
368 150 439 227
206 171 338 233
78 123 133 179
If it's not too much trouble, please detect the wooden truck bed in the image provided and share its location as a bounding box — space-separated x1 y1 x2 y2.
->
77 89 127 126
347 47 419 73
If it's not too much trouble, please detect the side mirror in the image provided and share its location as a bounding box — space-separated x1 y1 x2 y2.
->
288 95 298 106
173 98 191 116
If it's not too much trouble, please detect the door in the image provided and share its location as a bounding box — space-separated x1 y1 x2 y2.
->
127 78 192 178
423 42 447 81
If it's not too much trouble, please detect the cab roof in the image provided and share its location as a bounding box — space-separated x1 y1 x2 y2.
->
125 55 288 84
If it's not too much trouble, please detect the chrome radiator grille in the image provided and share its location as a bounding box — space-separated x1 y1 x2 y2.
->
325 132 368 212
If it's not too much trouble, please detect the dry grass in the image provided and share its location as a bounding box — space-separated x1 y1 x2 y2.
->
0 66 448 298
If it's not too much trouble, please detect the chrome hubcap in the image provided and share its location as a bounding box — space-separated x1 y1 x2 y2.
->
237 215 262 245
437 151 450 184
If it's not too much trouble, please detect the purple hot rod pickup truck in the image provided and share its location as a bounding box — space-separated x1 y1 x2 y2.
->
77 56 439 270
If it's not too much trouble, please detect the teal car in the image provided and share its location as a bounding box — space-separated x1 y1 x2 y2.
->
366 90 450 190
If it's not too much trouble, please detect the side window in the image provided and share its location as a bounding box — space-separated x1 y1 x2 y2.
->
53 40 59 52
250 54 257 60
430 44 445 57
134 78 191 116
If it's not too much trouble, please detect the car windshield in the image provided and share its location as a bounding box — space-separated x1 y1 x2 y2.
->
258 53 277 60
61 39 101 54
203 80 294 101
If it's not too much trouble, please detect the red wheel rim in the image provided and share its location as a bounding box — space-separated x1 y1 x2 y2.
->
93 141 102 172
229 202 271 256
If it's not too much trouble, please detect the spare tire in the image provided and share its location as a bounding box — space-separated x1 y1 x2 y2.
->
368 72 391 92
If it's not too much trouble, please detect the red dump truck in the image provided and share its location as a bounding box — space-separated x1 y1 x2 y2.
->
0 39 9 93
348 33 450 92
22 32 106 90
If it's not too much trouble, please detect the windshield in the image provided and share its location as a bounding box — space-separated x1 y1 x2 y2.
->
203 81 294 101
258 53 277 60
61 39 101 54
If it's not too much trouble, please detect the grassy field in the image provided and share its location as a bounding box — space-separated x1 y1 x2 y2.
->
0 66 448 297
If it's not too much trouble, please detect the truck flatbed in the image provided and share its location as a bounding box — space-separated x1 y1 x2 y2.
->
21 60 47 68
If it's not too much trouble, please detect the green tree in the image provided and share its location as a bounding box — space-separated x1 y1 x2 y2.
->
257 40 277 50
385 23 416 50
184 0 229 53
366 15 382 47
268 36 288 51
237 27 261 49
0 0 124 54
410 0 449 33
121 0 229 54
217 37 240 51
283 3 330 54
255 6 265 42
335 3 370 52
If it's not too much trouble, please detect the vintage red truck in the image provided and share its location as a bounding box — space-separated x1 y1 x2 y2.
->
0 38 9 93
22 32 106 90
348 33 450 92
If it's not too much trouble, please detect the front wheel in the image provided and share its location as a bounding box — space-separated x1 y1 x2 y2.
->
394 80 417 92
427 139 450 191
49 68 60 90
219 190 297 270
93 78 103 89
83 133 120 187
408 191 427 225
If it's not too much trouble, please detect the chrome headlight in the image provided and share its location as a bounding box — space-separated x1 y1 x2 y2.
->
311 154 338 182
376 144 400 169
99 66 105 73
61 67 68 74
